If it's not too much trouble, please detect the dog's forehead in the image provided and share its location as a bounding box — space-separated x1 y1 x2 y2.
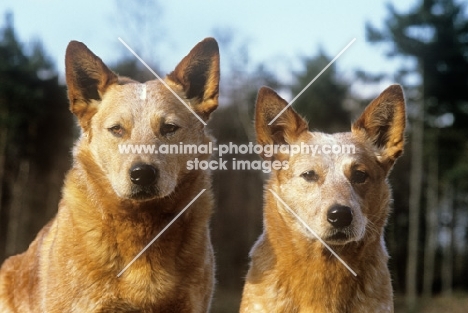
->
303 131 356 149
102 80 191 119
310 132 343 145
291 131 368 170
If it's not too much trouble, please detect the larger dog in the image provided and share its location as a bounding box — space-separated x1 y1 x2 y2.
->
240 85 406 312
0 38 219 312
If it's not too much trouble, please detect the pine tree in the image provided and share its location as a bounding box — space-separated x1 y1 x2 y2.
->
0 12 73 261
291 50 350 133
367 0 468 309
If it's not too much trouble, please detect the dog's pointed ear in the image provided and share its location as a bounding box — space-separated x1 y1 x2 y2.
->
255 87 308 158
352 84 406 172
65 41 118 129
167 37 220 121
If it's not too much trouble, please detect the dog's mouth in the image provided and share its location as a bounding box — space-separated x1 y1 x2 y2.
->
129 185 159 201
324 230 354 245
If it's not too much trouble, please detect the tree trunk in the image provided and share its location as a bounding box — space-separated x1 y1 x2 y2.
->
440 183 454 296
422 129 438 298
5 159 30 257
405 98 424 312
0 126 7 260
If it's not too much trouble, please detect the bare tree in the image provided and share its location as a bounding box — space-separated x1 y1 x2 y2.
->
5 159 29 256
113 0 165 68
423 129 439 298
440 183 454 295
406 96 424 311
0 122 7 219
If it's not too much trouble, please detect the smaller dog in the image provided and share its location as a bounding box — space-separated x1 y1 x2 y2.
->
0 38 219 312
240 85 406 312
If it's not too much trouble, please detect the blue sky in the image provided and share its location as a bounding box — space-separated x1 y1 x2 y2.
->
0 0 414 93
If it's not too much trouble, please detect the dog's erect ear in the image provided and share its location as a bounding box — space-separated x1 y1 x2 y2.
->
352 84 406 171
255 87 308 158
65 41 118 129
167 37 220 121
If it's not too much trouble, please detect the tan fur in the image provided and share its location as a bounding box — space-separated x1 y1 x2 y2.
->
0 38 220 312
240 85 406 312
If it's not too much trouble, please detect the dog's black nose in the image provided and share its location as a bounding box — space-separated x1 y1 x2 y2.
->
130 164 158 186
327 205 353 228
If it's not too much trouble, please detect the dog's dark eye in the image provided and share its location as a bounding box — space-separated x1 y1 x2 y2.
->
108 125 124 137
160 123 180 136
301 170 319 182
351 170 368 184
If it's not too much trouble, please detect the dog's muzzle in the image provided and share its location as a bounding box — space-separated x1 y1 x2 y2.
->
327 204 353 228
324 204 354 242
128 163 159 200
130 164 158 186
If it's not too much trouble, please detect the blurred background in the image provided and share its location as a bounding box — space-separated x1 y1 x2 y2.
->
1 0 468 312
